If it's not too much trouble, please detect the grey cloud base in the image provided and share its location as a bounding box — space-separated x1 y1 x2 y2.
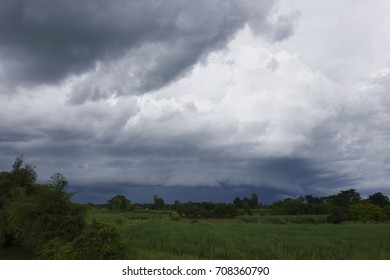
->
1 0 390 203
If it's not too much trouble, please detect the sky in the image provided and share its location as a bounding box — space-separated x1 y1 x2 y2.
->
1 0 390 204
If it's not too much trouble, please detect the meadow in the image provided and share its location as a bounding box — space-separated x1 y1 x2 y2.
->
88 209 390 260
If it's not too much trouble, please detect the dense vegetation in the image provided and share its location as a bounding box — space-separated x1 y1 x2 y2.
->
1 155 390 259
0 155 124 259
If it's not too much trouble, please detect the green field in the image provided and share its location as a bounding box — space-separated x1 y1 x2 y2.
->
88 209 390 260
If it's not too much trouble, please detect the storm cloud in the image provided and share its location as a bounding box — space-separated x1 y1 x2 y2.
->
1 0 390 203
0 0 295 98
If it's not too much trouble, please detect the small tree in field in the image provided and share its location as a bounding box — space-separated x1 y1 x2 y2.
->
107 195 131 211
153 195 165 210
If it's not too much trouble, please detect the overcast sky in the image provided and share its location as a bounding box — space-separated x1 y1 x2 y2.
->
1 0 390 203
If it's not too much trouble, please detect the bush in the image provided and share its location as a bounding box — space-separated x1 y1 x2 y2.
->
349 203 382 222
38 238 76 260
39 221 125 260
70 221 125 259
327 206 351 224
382 206 390 220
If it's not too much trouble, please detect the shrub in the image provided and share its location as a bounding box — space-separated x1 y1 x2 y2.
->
327 206 351 224
70 221 125 259
349 203 382 222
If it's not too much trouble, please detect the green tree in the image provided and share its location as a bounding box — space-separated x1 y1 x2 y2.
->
233 197 242 208
10 155 37 188
368 192 390 208
272 198 305 215
107 195 131 211
248 193 259 209
6 185 86 252
153 195 165 210
49 172 68 191
330 189 361 207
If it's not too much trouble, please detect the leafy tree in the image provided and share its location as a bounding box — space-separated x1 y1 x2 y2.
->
329 189 361 207
153 195 165 210
107 195 131 211
6 185 86 252
233 197 242 208
11 155 37 187
49 172 68 191
368 192 390 208
272 198 305 215
248 193 259 209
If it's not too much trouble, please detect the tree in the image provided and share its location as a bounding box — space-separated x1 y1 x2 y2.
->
49 172 68 191
6 184 86 252
233 197 242 208
153 195 165 210
330 189 361 207
272 198 305 215
248 193 259 209
11 155 37 187
368 192 390 208
107 195 131 211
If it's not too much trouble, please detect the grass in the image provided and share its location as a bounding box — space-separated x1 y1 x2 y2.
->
88 209 390 260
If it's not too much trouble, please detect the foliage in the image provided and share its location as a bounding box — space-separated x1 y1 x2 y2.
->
107 194 131 211
10 155 37 188
272 198 305 215
153 195 165 210
1 156 125 260
40 221 126 260
233 193 260 210
70 220 125 259
48 172 68 191
176 202 238 219
349 203 382 222
38 238 76 260
328 189 361 207
368 192 390 208
327 206 351 224
6 185 86 253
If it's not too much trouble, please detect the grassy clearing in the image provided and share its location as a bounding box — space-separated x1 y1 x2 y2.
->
88 209 390 260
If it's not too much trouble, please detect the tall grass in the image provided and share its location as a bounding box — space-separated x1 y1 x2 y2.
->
89 209 390 260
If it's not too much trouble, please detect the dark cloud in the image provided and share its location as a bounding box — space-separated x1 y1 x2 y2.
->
3 1 386 204
0 0 288 94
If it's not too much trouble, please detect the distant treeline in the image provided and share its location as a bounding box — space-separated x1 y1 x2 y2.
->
101 187 390 223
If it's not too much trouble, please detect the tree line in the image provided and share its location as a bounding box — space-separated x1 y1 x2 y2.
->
104 189 390 223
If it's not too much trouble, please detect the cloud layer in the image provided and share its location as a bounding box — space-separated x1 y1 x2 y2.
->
1 0 390 202
0 0 296 98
